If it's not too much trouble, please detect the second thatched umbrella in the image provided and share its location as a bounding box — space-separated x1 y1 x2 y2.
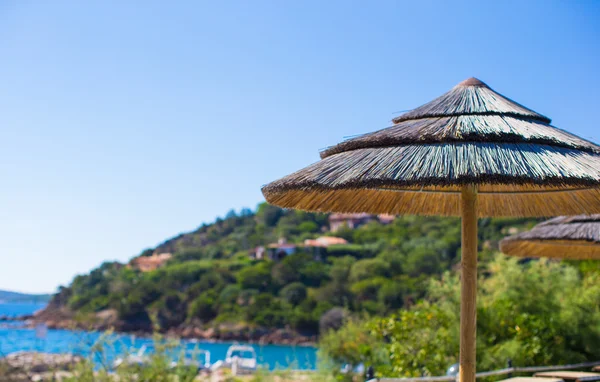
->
261 78 600 382
500 214 600 259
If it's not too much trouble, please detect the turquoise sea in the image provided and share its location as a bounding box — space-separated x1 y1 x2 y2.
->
0 303 317 370
0 302 46 317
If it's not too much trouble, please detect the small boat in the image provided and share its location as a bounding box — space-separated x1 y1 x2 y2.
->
170 348 211 370
341 362 365 374
113 344 150 368
210 344 257 375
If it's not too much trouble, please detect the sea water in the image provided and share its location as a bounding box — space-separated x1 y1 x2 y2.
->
0 303 46 317
0 303 317 370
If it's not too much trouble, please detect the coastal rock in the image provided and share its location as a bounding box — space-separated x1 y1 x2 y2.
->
201 327 215 339
29 305 316 345
258 328 315 345
0 314 33 321
0 352 82 376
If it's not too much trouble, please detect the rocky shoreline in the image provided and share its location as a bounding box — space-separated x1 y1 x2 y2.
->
0 352 319 382
0 352 81 381
1 308 316 346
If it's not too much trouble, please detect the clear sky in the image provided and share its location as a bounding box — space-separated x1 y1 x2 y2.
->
0 1 598 293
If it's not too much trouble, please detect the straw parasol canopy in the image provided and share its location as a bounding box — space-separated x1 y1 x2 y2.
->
500 214 600 259
263 78 600 217
261 77 600 382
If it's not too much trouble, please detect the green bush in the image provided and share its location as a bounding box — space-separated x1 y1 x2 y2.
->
279 282 307 305
299 221 319 233
326 244 374 259
218 284 241 304
237 262 272 291
377 280 405 310
349 258 389 282
150 292 187 329
319 318 386 369
187 291 218 322
321 254 600 378
298 261 330 287
319 307 347 334
350 277 386 302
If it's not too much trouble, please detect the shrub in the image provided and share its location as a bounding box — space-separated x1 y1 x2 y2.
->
279 282 307 306
187 291 217 322
321 255 600 378
369 303 457 377
299 262 330 287
256 203 284 227
326 244 373 259
271 262 301 286
329 256 356 283
237 263 272 290
350 277 386 302
377 280 405 310
218 284 241 304
349 258 389 282
319 318 385 370
298 221 319 233
319 307 347 334
150 292 187 329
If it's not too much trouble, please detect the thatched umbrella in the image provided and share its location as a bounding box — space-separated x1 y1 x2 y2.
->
261 78 600 382
500 214 600 259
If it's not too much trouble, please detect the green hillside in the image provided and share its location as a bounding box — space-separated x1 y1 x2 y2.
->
48 203 539 334
0 290 51 304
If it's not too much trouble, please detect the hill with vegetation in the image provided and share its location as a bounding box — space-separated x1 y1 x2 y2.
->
39 204 536 337
0 290 51 304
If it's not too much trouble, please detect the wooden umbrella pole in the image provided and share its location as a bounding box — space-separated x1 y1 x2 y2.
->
460 184 478 382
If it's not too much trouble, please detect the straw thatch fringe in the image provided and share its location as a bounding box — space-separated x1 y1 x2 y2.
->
500 240 600 259
321 115 600 158
392 79 550 124
264 187 600 217
499 214 600 259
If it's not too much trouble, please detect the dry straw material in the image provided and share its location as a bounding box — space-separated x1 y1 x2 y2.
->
500 214 600 259
262 78 600 217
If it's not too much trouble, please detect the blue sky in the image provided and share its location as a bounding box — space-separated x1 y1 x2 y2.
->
0 1 598 293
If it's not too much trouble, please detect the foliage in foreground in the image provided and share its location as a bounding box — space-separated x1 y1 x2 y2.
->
65 334 199 382
53 333 343 382
319 256 600 378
